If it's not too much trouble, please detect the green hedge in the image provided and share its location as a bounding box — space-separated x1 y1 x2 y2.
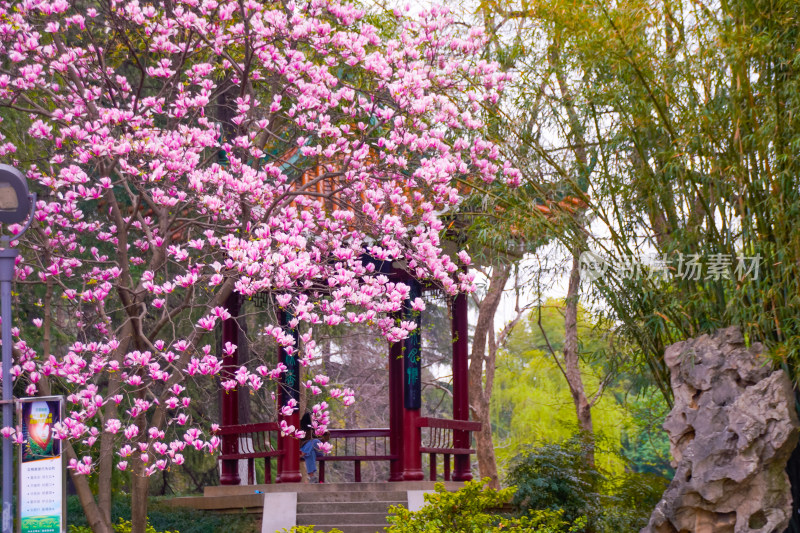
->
385 479 586 532
67 495 258 533
70 518 177 533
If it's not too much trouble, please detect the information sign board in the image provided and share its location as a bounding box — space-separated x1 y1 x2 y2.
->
17 397 64 533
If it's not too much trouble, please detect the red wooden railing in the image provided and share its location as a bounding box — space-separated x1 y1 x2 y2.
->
417 417 481 481
216 419 480 483
216 422 282 484
318 428 396 483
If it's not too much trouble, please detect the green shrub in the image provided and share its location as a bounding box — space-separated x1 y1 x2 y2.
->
604 472 668 510
70 518 177 533
596 472 668 532
67 494 133 528
506 436 603 525
385 479 585 532
147 500 258 533
67 495 258 533
506 437 668 532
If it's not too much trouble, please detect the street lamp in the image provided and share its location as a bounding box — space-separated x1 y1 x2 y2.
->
0 165 35 533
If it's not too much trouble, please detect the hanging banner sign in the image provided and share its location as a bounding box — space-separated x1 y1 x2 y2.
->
17 396 65 533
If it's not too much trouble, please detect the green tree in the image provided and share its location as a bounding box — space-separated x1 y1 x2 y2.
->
491 302 643 474
475 0 800 398
463 0 800 522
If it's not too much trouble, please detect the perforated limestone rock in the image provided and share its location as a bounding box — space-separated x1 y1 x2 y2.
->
642 327 799 533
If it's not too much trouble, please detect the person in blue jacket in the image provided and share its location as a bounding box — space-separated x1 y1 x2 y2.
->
301 431 330 483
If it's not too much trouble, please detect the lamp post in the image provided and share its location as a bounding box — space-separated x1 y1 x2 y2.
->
0 165 35 533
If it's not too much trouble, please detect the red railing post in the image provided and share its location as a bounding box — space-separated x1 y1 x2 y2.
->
402 409 423 480
429 453 437 481
452 291 473 481
277 411 301 482
220 292 241 485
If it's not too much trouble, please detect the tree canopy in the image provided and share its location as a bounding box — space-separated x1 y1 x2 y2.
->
0 0 515 530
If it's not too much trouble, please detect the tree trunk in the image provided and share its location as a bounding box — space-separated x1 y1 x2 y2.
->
549 24 595 464
39 247 113 531
98 375 121 524
563 248 594 463
472 395 498 488
98 327 133 525
130 406 150 533
64 441 113 533
130 456 149 533
468 264 511 489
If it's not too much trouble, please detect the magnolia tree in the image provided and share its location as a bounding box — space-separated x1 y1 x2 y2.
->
0 0 514 530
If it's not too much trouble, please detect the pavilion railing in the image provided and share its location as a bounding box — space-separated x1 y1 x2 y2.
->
217 420 479 484
216 422 282 485
417 417 481 481
318 428 396 483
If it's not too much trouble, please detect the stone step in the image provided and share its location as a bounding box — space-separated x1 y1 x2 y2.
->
297 512 390 526
322 526 388 533
297 491 407 504
174 481 467 533
297 501 403 514
205 481 460 497
265 522 389 533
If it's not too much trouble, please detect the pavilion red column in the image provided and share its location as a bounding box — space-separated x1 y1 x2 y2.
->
276 308 302 483
452 291 473 481
402 280 424 481
389 335 405 481
220 292 241 485
402 409 423 480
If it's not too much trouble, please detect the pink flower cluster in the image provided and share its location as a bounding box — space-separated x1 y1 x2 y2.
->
0 0 513 477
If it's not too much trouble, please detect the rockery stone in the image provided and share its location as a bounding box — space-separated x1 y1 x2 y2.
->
642 327 799 533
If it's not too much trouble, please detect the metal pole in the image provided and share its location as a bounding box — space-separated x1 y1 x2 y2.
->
1 247 19 533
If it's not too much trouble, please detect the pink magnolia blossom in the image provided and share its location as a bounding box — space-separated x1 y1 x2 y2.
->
0 0 513 490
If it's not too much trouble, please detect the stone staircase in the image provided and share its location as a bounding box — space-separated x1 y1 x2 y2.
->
295 483 408 533
168 481 465 533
